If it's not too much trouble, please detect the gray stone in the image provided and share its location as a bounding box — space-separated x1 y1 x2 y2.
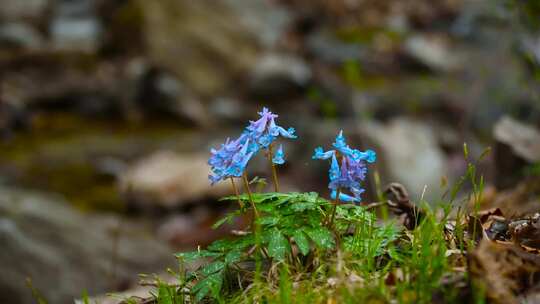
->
138 0 290 97
306 30 365 64
119 151 230 210
248 53 312 99
0 187 174 304
221 0 291 48
494 116 540 189
494 116 540 163
152 72 209 126
0 22 44 50
0 0 49 21
50 17 102 52
404 34 463 72
49 0 102 52
359 118 447 202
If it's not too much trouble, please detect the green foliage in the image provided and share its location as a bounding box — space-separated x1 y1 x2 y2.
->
171 192 408 302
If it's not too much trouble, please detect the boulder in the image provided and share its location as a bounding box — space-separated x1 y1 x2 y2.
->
494 116 540 189
119 151 230 210
359 118 447 202
0 187 174 304
248 53 312 100
137 0 291 97
0 0 49 21
403 34 463 72
49 0 103 53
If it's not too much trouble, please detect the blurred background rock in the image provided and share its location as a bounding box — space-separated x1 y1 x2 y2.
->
0 0 539 303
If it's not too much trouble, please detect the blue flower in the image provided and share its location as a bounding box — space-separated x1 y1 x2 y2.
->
208 107 297 185
246 107 297 148
330 190 361 203
329 153 340 181
312 146 335 160
332 130 377 163
272 144 285 165
208 135 259 184
314 131 376 202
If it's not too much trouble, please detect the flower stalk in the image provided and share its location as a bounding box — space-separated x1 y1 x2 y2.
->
267 144 280 192
230 177 243 208
242 172 259 219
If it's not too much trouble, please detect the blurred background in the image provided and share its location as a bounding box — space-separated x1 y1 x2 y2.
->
1 0 539 303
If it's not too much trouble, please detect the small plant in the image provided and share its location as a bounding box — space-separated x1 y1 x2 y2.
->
148 108 467 303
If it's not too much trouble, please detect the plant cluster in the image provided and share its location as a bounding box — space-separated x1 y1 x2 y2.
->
139 108 464 304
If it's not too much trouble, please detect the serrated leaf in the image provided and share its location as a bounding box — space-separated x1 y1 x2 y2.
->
305 227 335 249
201 261 225 276
212 211 239 229
302 192 318 203
307 212 323 227
224 250 242 264
257 215 279 226
193 271 223 302
290 201 316 212
230 235 255 250
207 239 235 252
292 230 310 256
268 229 290 260
274 196 292 205
175 250 220 263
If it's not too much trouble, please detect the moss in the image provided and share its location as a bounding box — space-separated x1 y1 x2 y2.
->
0 112 191 212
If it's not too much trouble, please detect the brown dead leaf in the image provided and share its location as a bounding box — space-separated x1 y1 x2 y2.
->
473 178 540 217
384 183 425 230
469 239 540 304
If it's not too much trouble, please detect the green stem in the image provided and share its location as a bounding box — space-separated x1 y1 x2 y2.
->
242 172 259 219
328 188 341 229
267 144 280 192
230 177 243 209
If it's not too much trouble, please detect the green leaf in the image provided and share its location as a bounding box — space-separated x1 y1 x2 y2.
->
207 239 235 252
305 227 335 249
157 283 173 304
301 192 318 203
274 196 292 205
193 271 223 302
212 211 239 229
268 229 290 260
230 235 255 250
201 261 225 276
224 250 243 264
257 215 279 226
290 201 316 212
292 230 310 256
175 250 220 263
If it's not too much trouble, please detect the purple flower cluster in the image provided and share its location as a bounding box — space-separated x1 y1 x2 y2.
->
313 131 376 203
208 108 297 184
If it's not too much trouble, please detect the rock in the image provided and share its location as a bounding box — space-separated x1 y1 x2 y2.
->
403 34 462 72
50 17 102 52
494 116 540 190
50 0 102 53
138 0 259 96
119 151 230 210
0 0 49 21
209 97 245 122
137 69 209 126
522 35 540 67
0 187 174 304
138 0 291 97
359 118 447 201
74 273 180 304
0 22 44 50
248 53 312 100
306 29 365 64
220 0 291 48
